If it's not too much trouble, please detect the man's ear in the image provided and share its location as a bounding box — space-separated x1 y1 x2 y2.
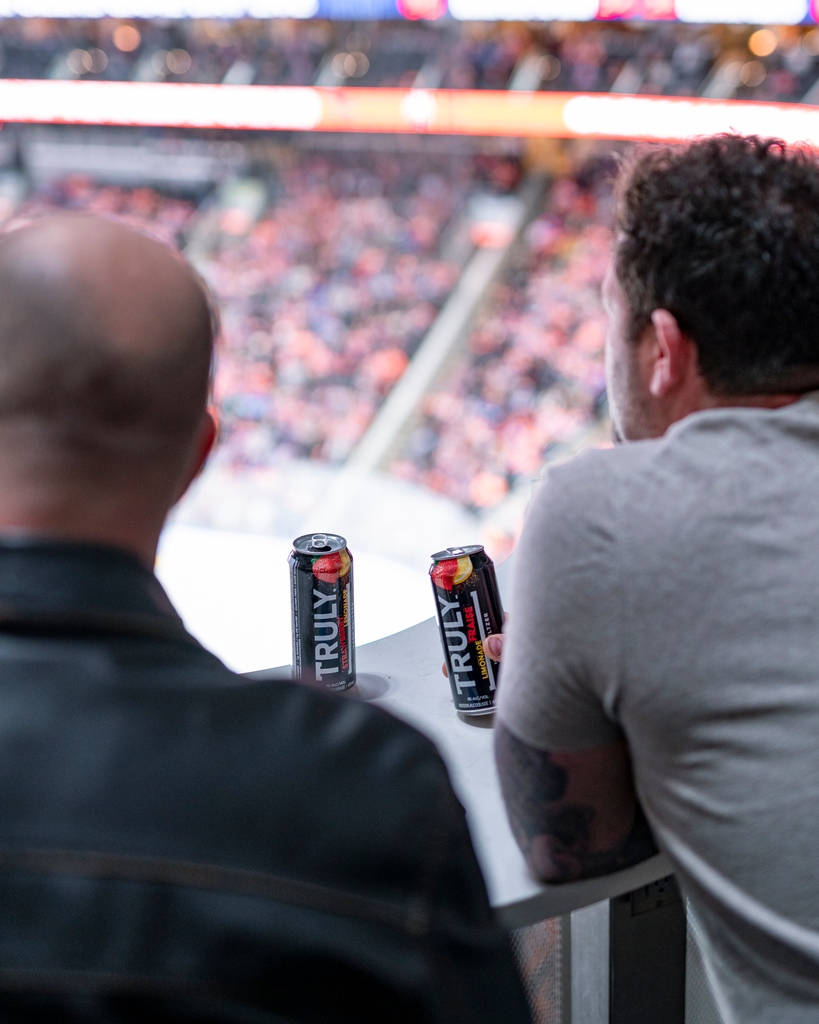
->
192 406 218 481
175 407 217 503
648 309 696 398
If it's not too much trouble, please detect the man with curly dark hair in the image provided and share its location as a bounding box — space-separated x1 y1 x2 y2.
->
611 134 819 430
495 134 819 1023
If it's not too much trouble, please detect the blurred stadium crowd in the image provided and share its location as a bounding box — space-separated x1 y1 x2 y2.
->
1 14 814 527
202 155 471 467
3 147 612 516
14 174 197 247
2 156 524 485
1 17 818 103
391 159 612 511
20 4 794 520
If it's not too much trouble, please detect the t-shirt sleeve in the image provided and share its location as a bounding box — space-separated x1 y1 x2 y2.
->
497 450 623 752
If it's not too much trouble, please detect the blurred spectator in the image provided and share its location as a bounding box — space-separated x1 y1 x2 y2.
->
440 22 529 89
392 160 615 512
9 176 196 248
530 22 715 97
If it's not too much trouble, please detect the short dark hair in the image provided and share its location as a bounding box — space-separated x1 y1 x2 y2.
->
615 134 819 394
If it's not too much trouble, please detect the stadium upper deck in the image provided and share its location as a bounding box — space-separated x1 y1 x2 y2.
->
1 17 818 104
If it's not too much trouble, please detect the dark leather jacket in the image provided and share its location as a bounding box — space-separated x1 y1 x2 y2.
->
0 540 531 1023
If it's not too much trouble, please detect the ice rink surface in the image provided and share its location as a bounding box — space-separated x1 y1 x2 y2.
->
156 460 484 674
156 524 435 674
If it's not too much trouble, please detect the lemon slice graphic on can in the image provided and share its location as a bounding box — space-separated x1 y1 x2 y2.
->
452 556 473 585
431 554 473 590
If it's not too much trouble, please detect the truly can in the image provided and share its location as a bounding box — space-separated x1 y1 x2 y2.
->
430 545 504 715
289 533 355 692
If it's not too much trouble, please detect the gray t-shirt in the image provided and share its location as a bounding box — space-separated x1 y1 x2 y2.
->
498 393 819 1024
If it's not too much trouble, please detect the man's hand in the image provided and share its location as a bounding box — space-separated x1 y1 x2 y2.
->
483 633 504 661
441 621 506 676
494 722 658 883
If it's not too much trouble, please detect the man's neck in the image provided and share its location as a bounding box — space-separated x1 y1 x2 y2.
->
0 509 160 568
699 390 814 412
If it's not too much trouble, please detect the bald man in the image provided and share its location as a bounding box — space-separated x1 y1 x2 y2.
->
0 216 531 1024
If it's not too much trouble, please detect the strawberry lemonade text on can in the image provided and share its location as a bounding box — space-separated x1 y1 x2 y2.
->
430 545 504 715
290 533 355 692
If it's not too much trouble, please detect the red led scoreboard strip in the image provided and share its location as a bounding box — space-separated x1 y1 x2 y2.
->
1 80 819 146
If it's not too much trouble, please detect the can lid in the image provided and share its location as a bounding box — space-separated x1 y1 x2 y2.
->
430 544 485 561
292 533 348 556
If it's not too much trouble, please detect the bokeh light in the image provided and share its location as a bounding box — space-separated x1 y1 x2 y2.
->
167 48 192 75
66 49 93 75
88 48 108 73
331 51 369 79
802 28 819 56
113 25 141 53
748 28 777 57
739 60 766 87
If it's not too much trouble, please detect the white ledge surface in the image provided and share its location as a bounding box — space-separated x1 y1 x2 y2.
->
349 615 672 929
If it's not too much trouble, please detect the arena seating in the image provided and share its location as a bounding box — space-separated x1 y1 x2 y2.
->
0 18 817 102
5 157 519 481
3 156 612 512
9 175 197 247
391 159 613 512
203 155 478 468
2 154 610 514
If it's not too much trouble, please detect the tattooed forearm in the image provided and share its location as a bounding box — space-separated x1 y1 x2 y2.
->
495 722 658 883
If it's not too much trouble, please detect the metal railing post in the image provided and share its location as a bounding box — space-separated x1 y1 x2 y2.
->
567 900 609 1024
609 875 686 1024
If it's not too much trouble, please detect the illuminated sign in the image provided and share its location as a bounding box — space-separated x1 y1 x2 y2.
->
561 93 819 142
449 0 599 17
674 0 809 23
0 79 324 128
0 0 430 11
0 0 813 18
397 0 446 15
316 0 398 14
2 79 819 147
597 0 675 17
0 0 320 13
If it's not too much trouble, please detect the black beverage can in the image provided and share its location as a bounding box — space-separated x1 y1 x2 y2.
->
430 545 504 715
290 533 355 692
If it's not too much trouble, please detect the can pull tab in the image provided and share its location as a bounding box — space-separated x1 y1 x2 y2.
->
449 547 465 555
310 534 331 552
